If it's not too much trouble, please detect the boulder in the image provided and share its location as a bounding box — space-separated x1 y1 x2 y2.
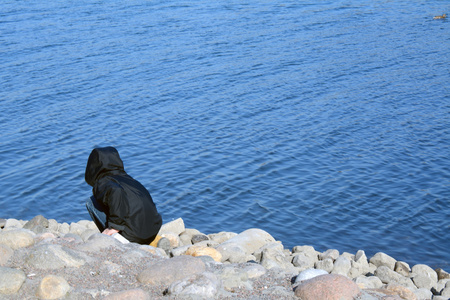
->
435 268 450 280
413 288 433 300
370 252 396 270
36 275 70 299
191 234 209 244
0 267 26 295
23 215 49 230
26 244 87 269
0 229 35 249
76 233 123 252
217 266 252 291
137 255 205 285
331 256 351 276
167 272 221 298
294 274 361 300
374 266 416 289
259 242 295 272
411 264 438 286
242 263 266 279
4 219 22 229
215 243 248 263
292 245 319 262
159 218 185 236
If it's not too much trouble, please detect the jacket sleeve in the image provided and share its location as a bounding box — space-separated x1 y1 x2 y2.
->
96 184 128 232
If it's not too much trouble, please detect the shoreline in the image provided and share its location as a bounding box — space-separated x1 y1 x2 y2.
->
0 216 449 299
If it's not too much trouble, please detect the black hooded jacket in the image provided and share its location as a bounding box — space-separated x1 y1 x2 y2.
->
85 147 162 244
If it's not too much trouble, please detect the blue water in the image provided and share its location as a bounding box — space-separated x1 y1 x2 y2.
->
1 0 449 269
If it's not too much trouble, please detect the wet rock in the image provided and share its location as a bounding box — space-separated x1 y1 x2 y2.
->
26 244 88 269
36 275 70 299
294 268 328 285
320 249 340 261
0 267 26 295
0 228 35 249
370 252 397 270
137 255 206 285
0 244 13 266
384 283 417 300
103 288 150 300
294 274 361 300
167 271 221 298
354 275 383 289
315 258 334 273
191 234 209 244
395 261 410 277
159 218 185 236
331 256 351 276
185 245 222 262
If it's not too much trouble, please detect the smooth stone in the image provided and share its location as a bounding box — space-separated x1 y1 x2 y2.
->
411 264 438 285
435 268 450 280
315 258 334 273
319 249 339 261
159 218 185 236
80 229 99 242
294 274 361 300
331 256 351 276
26 244 87 269
349 260 371 278
442 285 450 297
36 275 70 299
208 231 237 244
355 250 369 264
167 272 220 298
0 244 14 266
179 232 193 246
103 288 150 300
295 268 328 285
137 255 206 285
395 261 410 277
191 234 209 244
0 267 26 295
0 228 35 249
436 279 450 294
185 245 222 262
374 266 416 289
413 288 433 300
216 228 276 257
4 219 22 229
412 274 435 290
370 252 397 270
292 253 315 270
23 215 49 230
354 275 383 289
384 283 417 300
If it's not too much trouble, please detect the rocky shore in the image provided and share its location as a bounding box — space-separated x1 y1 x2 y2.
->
0 216 449 300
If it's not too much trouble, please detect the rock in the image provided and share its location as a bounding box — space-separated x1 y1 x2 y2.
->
294 268 328 285
215 243 248 263
0 228 35 249
331 256 351 276
292 253 316 270
315 258 334 273
355 250 368 264
23 215 49 230
0 267 26 295
26 244 87 269
217 266 252 291
216 228 275 257
412 274 435 290
242 263 266 279
0 219 6 228
208 231 237 244
167 272 221 298
0 244 13 266
160 233 181 248
76 233 123 252
262 285 296 297
349 250 371 278
80 229 98 242
69 222 87 236
138 245 167 257
354 275 383 289
103 288 150 300
395 261 410 277
411 264 438 287
36 275 70 299
435 268 450 280
159 218 185 236
47 219 59 233
413 288 432 300
191 234 209 244
320 249 340 261
294 274 361 300
57 223 70 234
384 283 417 300
292 245 319 261
171 245 190 256
370 252 397 270
137 255 206 285
436 279 450 295
4 219 22 229
374 266 416 289
179 232 193 246
260 242 295 272
442 285 450 297
185 245 222 262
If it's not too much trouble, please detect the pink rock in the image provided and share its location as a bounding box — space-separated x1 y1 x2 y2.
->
294 274 361 300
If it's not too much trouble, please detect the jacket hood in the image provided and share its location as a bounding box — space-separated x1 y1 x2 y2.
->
85 147 125 186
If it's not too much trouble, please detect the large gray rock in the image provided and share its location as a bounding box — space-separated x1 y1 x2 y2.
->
0 267 26 295
292 245 319 262
374 266 416 289
215 243 248 263
0 229 35 250
0 244 13 266
354 275 383 289
159 218 185 236
167 272 221 298
36 275 71 299
292 253 316 270
331 256 351 276
216 228 275 258
411 264 438 288
26 244 88 269
4 219 22 229
369 252 396 270
294 274 361 300
315 258 334 273
23 215 49 230
259 242 294 272
242 263 266 279
137 256 206 285
349 250 371 278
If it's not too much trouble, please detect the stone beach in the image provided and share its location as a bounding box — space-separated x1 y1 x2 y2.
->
0 216 449 300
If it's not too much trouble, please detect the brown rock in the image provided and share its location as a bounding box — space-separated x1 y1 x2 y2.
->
103 288 150 300
137 255 206 285
186 245 222 262
435 268 450 280
395 261 410 277
36 275 70 299
294 274 361 300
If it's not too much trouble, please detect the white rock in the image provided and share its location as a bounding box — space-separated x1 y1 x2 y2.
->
159 218 185 236
315 258 334 273
369 252 396 270
413 288 433 300
354 275 383 289
295 268 328 284
216 228 275 257
4 219 22 229
0 267 26 294
331 256 351 276
319 249 339 261
0 229 35 250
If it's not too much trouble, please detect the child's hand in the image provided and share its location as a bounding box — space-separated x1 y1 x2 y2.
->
102 228 119 236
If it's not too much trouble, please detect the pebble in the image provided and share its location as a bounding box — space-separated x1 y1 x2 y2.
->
0 216 448 299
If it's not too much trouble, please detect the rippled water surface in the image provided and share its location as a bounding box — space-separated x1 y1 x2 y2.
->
1 0 449 268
